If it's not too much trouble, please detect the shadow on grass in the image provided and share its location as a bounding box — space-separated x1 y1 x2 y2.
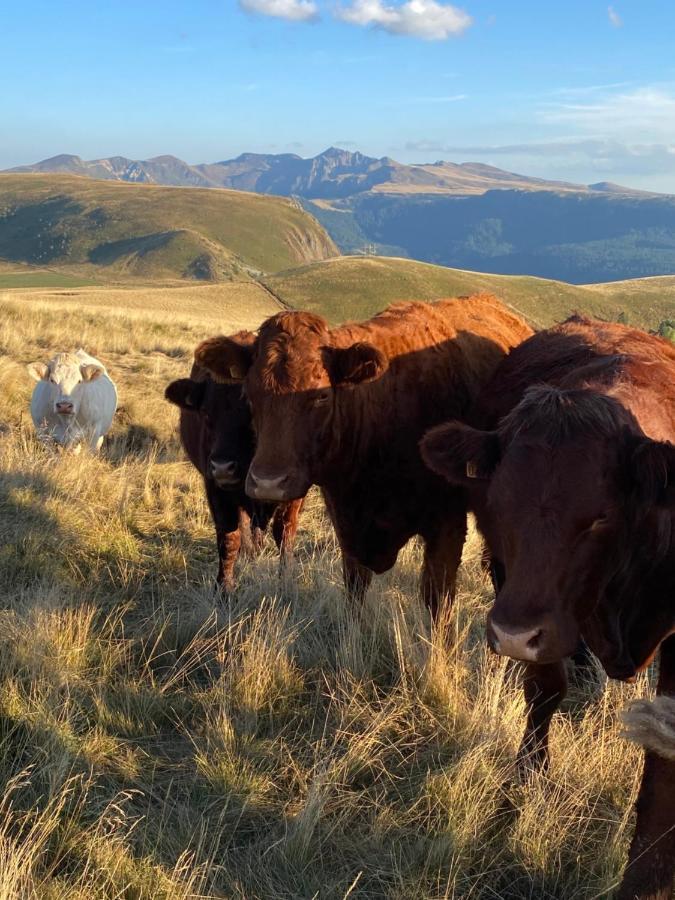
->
0 468 79 592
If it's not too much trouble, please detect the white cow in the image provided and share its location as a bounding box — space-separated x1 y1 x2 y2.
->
28 349 118 452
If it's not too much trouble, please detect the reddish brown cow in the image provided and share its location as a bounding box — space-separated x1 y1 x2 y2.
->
195 295 532 613
166 364 303 591
421 316 675 900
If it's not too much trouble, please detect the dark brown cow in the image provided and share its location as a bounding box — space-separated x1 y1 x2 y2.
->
166 363 303 591
421 316 675 900
194 295 532 613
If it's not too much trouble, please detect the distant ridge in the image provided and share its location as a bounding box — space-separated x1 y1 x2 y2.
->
6 147 654 199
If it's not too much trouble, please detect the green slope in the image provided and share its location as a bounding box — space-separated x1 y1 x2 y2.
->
0 174 337 282
583 275 675 328
265 255 672 329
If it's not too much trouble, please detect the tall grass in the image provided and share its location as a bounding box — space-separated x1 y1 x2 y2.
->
0 292 657 898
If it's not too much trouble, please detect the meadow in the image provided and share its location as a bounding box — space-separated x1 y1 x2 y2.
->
0 285 660 899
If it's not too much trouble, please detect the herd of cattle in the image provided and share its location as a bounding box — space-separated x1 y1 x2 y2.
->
27 293 675 899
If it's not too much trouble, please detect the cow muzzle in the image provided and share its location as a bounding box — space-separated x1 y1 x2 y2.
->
487 611 578 664
246 469 290 501
209 458 241 487
55 401 74 415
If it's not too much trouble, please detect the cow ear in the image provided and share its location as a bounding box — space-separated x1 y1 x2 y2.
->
80 364 103 382
28 362 49 382
165 378 206 411
625 432 675 508
194 331 255 383
325 343 388 387
420 422 501 485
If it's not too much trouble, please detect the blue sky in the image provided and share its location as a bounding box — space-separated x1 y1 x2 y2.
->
2 0 675 190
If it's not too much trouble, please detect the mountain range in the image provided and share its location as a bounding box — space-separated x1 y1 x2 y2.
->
5 147 653 200
6 148 675 283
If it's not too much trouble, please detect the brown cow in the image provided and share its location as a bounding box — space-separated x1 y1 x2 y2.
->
421 316 675 900
194 295 532 614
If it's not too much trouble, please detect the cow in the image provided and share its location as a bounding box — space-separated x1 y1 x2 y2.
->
420 316 675 900
193 295 533 615
28 349 117 452
165 362 303 592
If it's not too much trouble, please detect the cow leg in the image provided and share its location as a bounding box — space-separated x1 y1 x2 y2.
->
517 660 568 774
249 503 276 555
205 480 241 594
251 526 266 554
342 554 373 604
421 508 467 621
272 497 304 561
237 508 255 557
617 635 675 900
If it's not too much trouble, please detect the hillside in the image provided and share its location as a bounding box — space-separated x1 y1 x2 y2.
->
306 190 675 284
265 255 674 329
0 174 336 282
8 147 638 199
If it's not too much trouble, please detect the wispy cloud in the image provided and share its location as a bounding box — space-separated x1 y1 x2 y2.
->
541 86 675 138
404 138 675 180
238 0 318 22
396 93 467 104
608 5 622 27
336 0 472 41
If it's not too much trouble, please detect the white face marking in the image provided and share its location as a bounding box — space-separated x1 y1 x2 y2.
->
46 355 86 414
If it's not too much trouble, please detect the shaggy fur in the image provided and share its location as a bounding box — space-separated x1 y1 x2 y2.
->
621 696 675 761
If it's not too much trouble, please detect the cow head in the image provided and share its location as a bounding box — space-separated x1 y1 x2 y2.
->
28 353 103 418
195 312 388 501
421 386 675 677
165 373 254 488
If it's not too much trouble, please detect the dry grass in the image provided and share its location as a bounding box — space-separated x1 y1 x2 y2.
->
0 291 661 899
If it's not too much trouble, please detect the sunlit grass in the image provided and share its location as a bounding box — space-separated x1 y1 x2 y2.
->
0 292 656 898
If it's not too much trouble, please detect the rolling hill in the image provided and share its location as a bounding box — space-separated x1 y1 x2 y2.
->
264 255 675 330
0 174 336 282
4 254 675 334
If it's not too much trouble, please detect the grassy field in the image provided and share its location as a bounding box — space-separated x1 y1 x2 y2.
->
265 255 675 330
0 284 660 899
1 281 283 330
0 273 93 289
0 175 337 282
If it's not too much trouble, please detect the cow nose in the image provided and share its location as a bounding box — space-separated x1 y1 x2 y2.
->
246 469 289 500
488 618 546 662
56 401 74 415
209 459 240 485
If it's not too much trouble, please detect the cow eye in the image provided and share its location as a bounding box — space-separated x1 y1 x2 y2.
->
313 392 330 406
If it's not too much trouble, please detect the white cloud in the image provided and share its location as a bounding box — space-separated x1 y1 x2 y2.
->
608 5 622 27
336 0 472 40
541 86 675 139
404 138 675 181
238 0 318 21
397 93 467 103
